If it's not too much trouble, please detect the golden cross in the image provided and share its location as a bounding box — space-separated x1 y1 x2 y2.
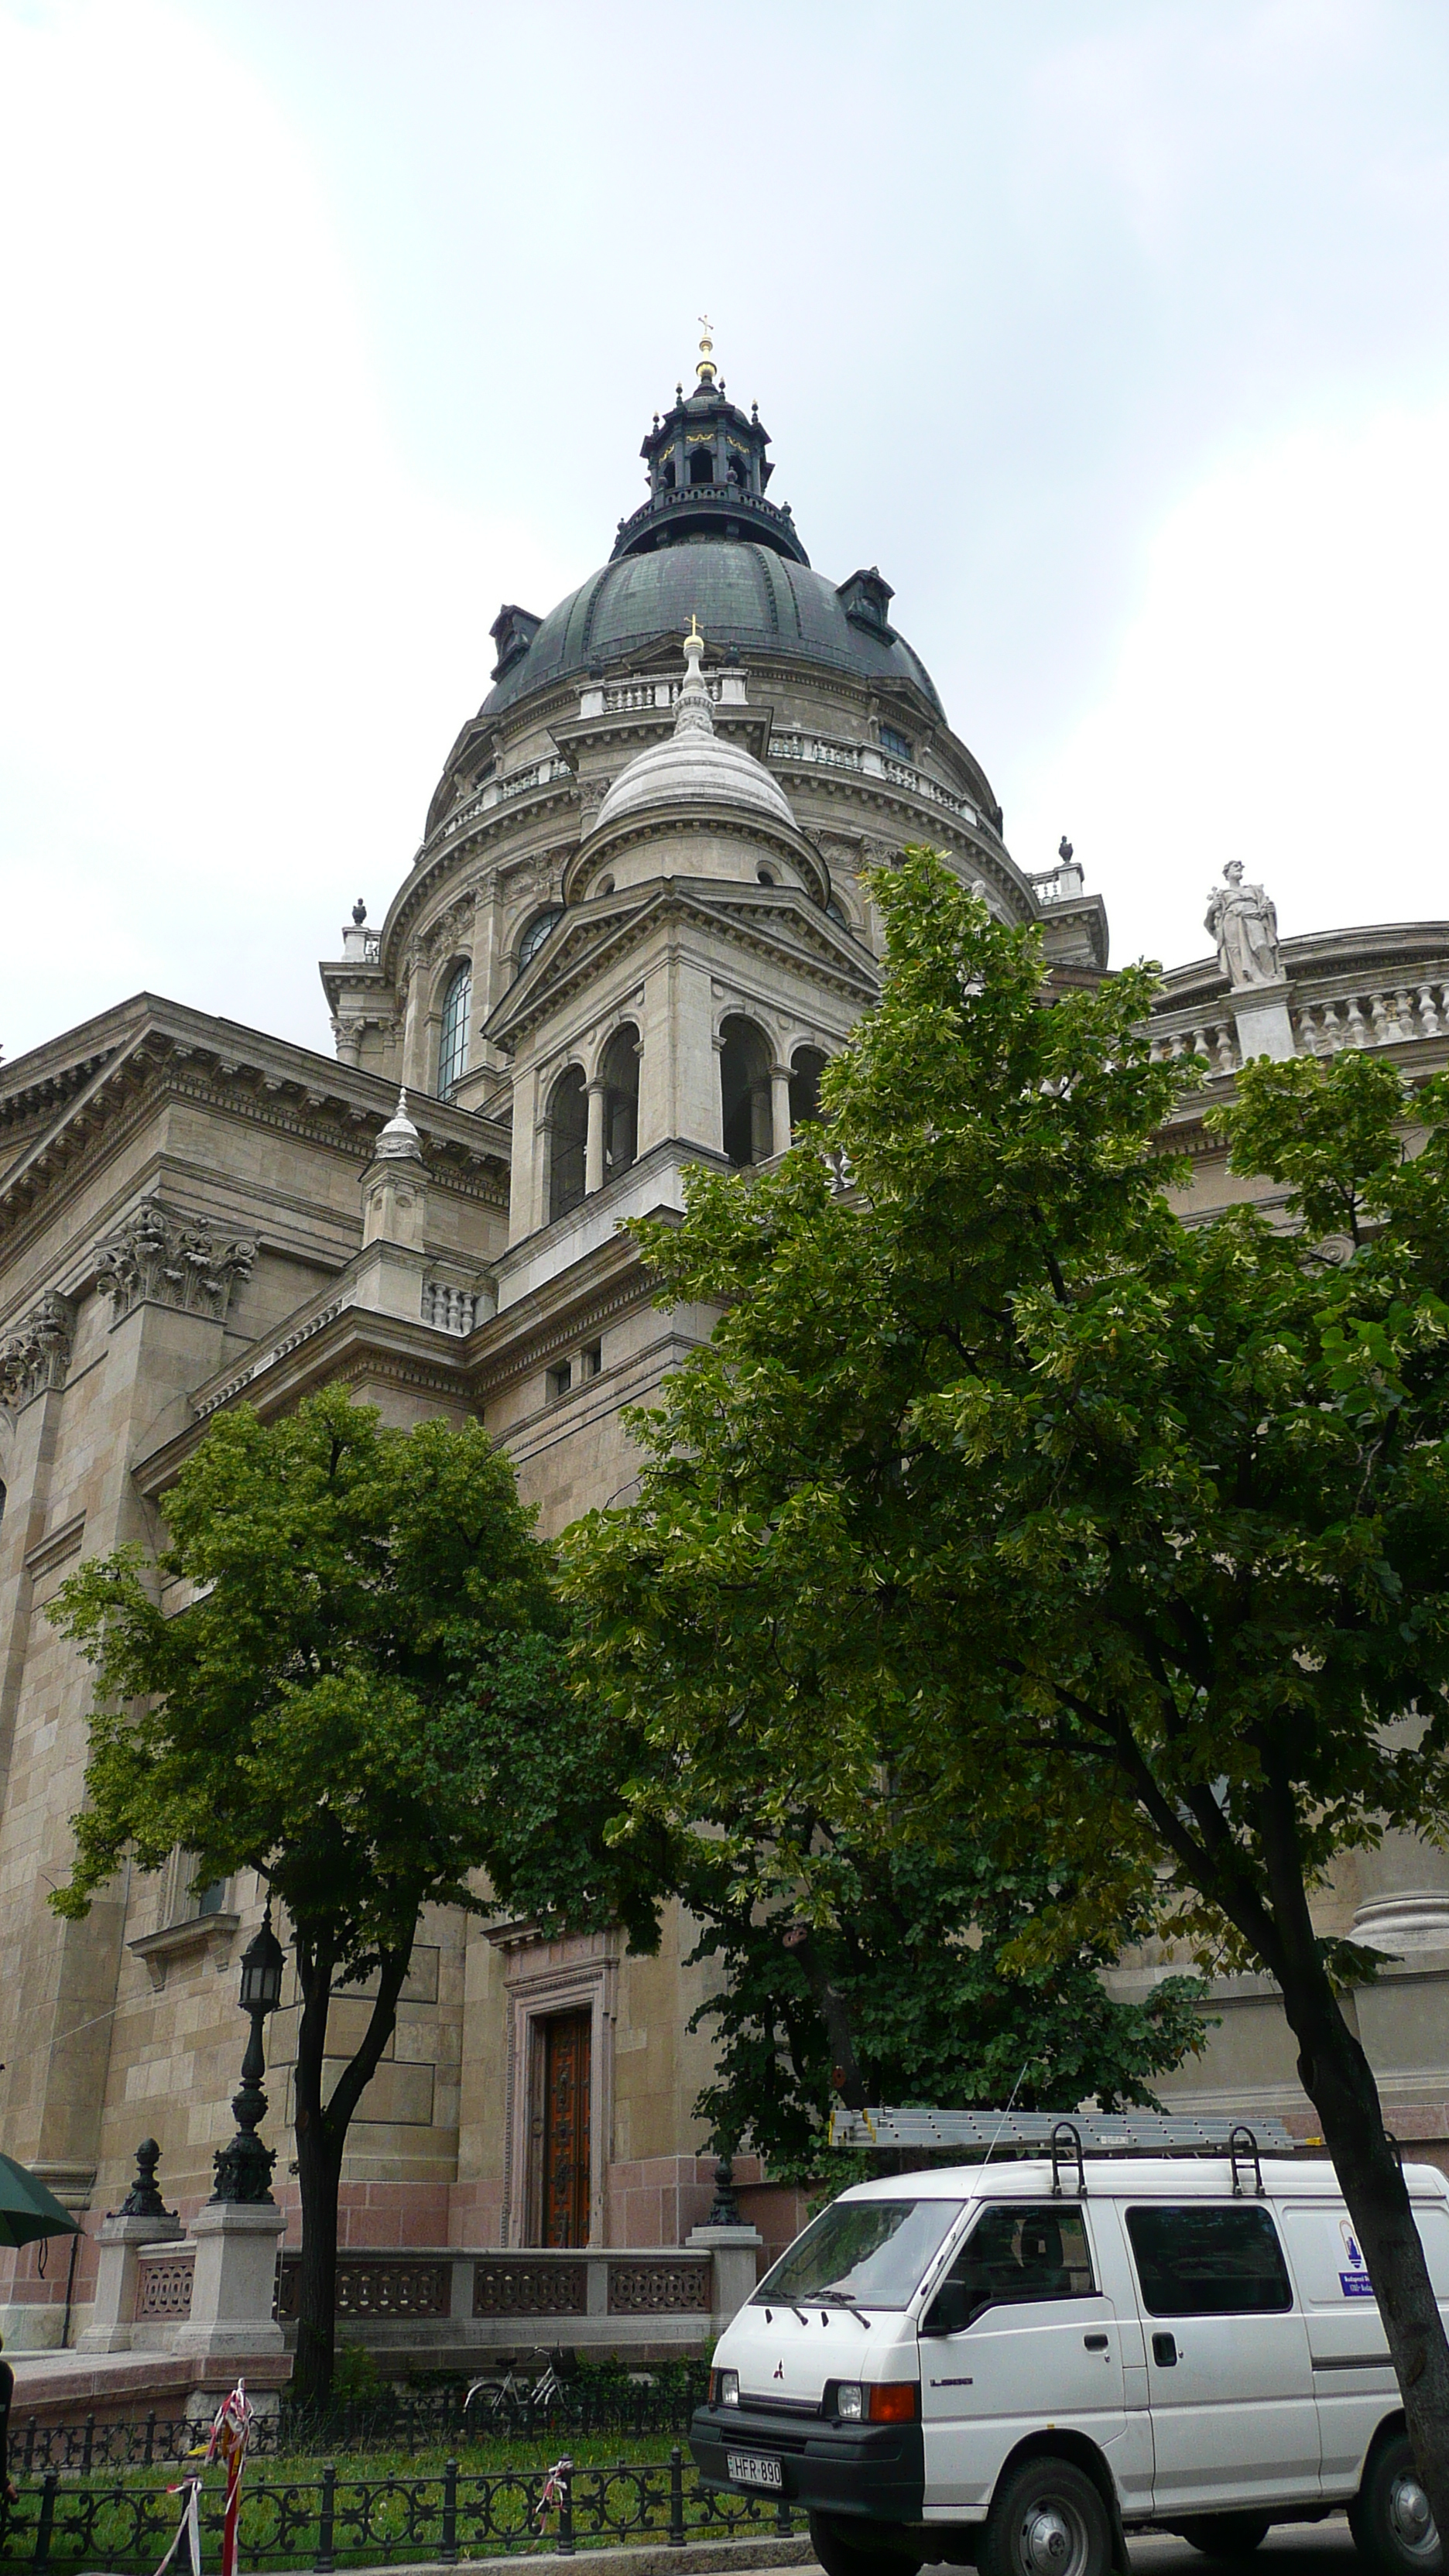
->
687 614 702 643
699 313 713 341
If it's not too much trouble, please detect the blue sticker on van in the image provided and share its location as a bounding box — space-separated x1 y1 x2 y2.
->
1340 2272 1376 2297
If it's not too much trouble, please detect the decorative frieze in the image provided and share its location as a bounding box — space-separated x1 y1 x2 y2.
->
94 1198 256 1323
0 1290 76 1410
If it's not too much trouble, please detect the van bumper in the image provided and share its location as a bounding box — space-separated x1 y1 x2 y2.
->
689 2403 925 2526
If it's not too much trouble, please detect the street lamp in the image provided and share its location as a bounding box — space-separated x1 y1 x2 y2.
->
211 1906 286 2205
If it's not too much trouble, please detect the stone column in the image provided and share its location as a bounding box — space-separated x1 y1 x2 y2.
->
170 2203 287 2367
770 1065 793 1159
80 2209 184 2353
687 2222 764 2330
749 1079 773 1165
585 1083 607 1194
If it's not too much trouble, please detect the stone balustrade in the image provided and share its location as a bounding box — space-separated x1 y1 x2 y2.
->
1148 1016 1243 1074
421 1279 483 1335
1149 965 1449 1077
431 758 573 855
769 729 981 829
1293 972 1449 1053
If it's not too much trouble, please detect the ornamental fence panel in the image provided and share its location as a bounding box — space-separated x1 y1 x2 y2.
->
0 2450 793 2568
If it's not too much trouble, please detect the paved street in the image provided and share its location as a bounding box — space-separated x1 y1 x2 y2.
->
912 2525 1362 2576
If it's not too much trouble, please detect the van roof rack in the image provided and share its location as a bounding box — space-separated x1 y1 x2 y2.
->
827 2107 1298 2197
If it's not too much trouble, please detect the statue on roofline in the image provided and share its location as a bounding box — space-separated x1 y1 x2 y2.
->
1206 858 1281 988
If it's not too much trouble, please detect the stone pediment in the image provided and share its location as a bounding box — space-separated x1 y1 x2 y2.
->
0 995 513 1255
482 876 879 1056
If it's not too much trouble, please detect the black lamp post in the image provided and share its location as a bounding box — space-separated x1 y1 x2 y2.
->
211 1908 286 2205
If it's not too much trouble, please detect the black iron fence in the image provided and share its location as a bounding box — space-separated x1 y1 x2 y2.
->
9 2376 710 2474
0 2450 793 2569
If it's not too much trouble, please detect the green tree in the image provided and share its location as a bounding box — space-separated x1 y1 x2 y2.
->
684 1815 1206 2174
565 849 1449 2512
49 1388 577 2405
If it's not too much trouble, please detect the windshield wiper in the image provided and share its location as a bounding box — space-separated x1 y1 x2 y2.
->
817 2290 872 2323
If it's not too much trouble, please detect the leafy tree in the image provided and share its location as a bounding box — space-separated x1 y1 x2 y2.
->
683 1818 1207 2174
565 849 1449 2512
49 1388 583 2404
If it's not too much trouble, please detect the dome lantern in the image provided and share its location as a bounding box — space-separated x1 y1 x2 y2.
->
613 332 809 567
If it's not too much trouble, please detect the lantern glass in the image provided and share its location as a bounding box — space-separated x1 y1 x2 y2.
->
238 1920 285 2012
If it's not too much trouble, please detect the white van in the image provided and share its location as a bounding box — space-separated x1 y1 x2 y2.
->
690 2146 1447 2576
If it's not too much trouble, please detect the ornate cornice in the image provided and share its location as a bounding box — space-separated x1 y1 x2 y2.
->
94 1197 257 1323
0 1290 77 1413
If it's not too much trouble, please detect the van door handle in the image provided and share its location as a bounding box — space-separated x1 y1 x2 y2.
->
1152 2332 1178 2367
1084 2334 1109 2352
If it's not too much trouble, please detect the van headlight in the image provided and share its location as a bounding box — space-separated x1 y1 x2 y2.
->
836 2383 864 2420
711 2369 739 2407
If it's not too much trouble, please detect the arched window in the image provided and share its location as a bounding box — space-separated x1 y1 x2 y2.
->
548 1067 588 1223
437 962 471 1098
688 446 714 487
719 1016 773 1168
790 1045 830 1134
599 1025 640 1182
519 906 564 971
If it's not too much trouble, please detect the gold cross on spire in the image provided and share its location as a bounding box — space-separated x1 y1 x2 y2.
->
687 614 702 643
695 317 716 384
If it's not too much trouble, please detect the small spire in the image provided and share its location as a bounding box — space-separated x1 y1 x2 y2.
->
696 315 716 385
675 620 714 738
375 1085 423 1161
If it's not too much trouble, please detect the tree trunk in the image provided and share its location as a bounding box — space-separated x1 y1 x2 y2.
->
783 1923 868 2109
1280 1962 1449 2530
1256 1780 1449 2529
289 1931 413 2408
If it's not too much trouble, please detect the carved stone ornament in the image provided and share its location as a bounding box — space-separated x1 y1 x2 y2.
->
94 1197 256 1323
0 1290 77 1411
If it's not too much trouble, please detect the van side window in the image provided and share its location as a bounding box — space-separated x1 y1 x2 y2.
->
944 2203 1095 2324
1126 2204 1293 2316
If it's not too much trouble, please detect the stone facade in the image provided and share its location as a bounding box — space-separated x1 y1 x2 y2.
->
2 363 1447 2352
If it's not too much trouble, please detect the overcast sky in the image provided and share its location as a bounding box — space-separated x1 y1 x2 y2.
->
3 0 1448 1066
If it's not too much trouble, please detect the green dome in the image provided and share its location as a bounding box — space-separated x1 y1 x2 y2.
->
481 541 944 720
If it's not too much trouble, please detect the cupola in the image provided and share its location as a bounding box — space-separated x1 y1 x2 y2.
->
611 324 809 567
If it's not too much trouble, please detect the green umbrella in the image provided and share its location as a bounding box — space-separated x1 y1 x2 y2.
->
0 2153 82 2249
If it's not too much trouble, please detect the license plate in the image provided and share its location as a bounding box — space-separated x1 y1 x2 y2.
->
727 2452 783 2491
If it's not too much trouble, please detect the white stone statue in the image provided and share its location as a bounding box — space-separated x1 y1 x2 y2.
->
1205 859 1281 988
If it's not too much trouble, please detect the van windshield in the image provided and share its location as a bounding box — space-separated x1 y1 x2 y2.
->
752 2199 964 2311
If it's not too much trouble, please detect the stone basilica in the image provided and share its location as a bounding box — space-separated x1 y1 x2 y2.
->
2 337 1448 2365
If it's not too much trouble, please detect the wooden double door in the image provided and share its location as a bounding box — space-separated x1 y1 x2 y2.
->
528 2008 592 2247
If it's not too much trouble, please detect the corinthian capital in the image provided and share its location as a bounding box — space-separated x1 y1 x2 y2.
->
0 1291 77 1411
94 1197 257 1323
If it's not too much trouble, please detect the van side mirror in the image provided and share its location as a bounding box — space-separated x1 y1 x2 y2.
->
920 2278 971 2338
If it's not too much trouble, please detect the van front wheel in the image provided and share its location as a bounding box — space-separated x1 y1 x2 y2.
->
979 2458 1111 2576
1350 2434 1443 2576
806 2513 922 2576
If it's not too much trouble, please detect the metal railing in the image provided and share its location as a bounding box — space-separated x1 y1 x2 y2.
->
10 2374 710 2472
0 2449 785 2568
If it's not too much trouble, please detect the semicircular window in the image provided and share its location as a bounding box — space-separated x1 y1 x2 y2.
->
519 906 564 970
437 961 472 1098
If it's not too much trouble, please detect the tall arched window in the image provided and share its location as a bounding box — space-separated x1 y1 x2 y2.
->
719 1016 773 1167
437 963 472 1098
790 1046 830 1135
599 1025 640 1181
548 1067 588 1222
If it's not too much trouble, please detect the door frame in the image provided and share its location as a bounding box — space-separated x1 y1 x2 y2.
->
497 1928 619 2249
